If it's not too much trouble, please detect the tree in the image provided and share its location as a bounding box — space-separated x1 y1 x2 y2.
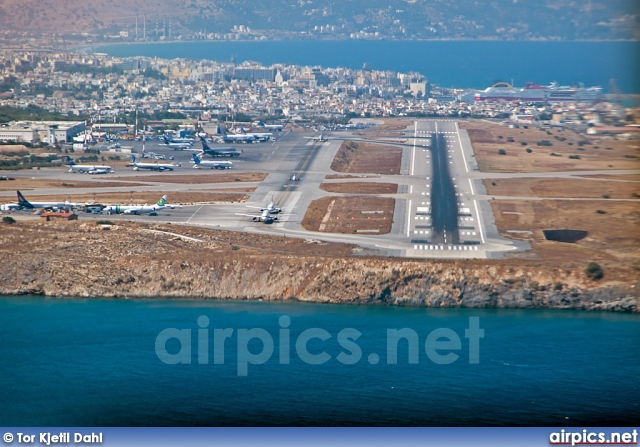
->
585 262 604 281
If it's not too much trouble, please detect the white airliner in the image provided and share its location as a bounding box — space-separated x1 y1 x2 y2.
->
162 136 193 150
215 125 256 143
304 131 330 142
103 195 181 215
66 156 113 174
239 126 273 141
165 132 195 144
246 198 281 214
192 153 233 170
130 155 180 171
236 208 280 223
8 190 81 211
257 120 283 131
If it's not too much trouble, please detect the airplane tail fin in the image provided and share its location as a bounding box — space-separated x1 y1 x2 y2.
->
240 126 247 135
17 190 32 208
258 120 265 127
131 155 138 163
192 153 200 164
66 156 75 165
201 138 210 151
218 125 228 137
157 195 167 207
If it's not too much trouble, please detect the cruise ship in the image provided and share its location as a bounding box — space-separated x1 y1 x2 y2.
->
474 82 602 103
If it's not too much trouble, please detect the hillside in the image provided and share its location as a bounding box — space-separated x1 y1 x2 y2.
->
0 0 638 41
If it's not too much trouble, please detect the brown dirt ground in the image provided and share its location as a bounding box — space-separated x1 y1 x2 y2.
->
492 200 640 280
371 118 413 132
484 178 640 199
320 182 398 194
11 191 249 205
460 120 640 173
302 196 395 234
0 220 356 259
331 141 403 175
111 172 267 184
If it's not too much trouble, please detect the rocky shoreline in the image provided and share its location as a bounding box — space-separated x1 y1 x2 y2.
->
1 221 637 312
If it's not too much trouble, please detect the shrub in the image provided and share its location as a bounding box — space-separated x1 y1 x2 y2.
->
584 262 604 281
2 216 16 224
96 220 115 226
595 210 606 214
553 281 563 291
537 140 552 146
521 141 527 146
568 155 580 159
602 195 610 199
525 148 532 153
498 149 506 155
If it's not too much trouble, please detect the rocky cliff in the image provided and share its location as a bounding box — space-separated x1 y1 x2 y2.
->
1 220 637 312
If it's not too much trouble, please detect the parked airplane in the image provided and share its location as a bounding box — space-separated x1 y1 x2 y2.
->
192 153 233 170
130 155 180 171
257 120 283 131
215 125 256 143
165 132 195 144
239 126 273 141
103 195 180 215
13 190 80 210
200 137 242 158
66 156 113 174
88 168 112 175
162 136 193 150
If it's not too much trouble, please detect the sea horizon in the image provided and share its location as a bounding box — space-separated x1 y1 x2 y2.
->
89 40 640 93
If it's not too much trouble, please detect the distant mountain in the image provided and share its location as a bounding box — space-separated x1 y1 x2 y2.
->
1 0 638 41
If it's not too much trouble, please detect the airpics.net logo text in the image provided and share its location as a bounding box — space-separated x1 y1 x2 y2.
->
155 315 484 376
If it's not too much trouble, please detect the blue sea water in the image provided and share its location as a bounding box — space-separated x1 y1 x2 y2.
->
93 40 640 93
0 297 638 426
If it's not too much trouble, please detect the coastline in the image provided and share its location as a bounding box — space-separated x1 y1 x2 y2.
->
1 221 637 313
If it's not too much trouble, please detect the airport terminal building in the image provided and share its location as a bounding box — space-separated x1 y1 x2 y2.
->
0 121 85 144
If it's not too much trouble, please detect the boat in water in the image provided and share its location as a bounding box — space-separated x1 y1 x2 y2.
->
474 81 602 103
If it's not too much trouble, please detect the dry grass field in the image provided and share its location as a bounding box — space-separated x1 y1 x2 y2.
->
484 178 640 199
492 199 639 279
460 121 640 173
302 196 395 234
320 182 398 194
331 141 403 175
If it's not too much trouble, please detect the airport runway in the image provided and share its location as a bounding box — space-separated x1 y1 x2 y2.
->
1 124 528 259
